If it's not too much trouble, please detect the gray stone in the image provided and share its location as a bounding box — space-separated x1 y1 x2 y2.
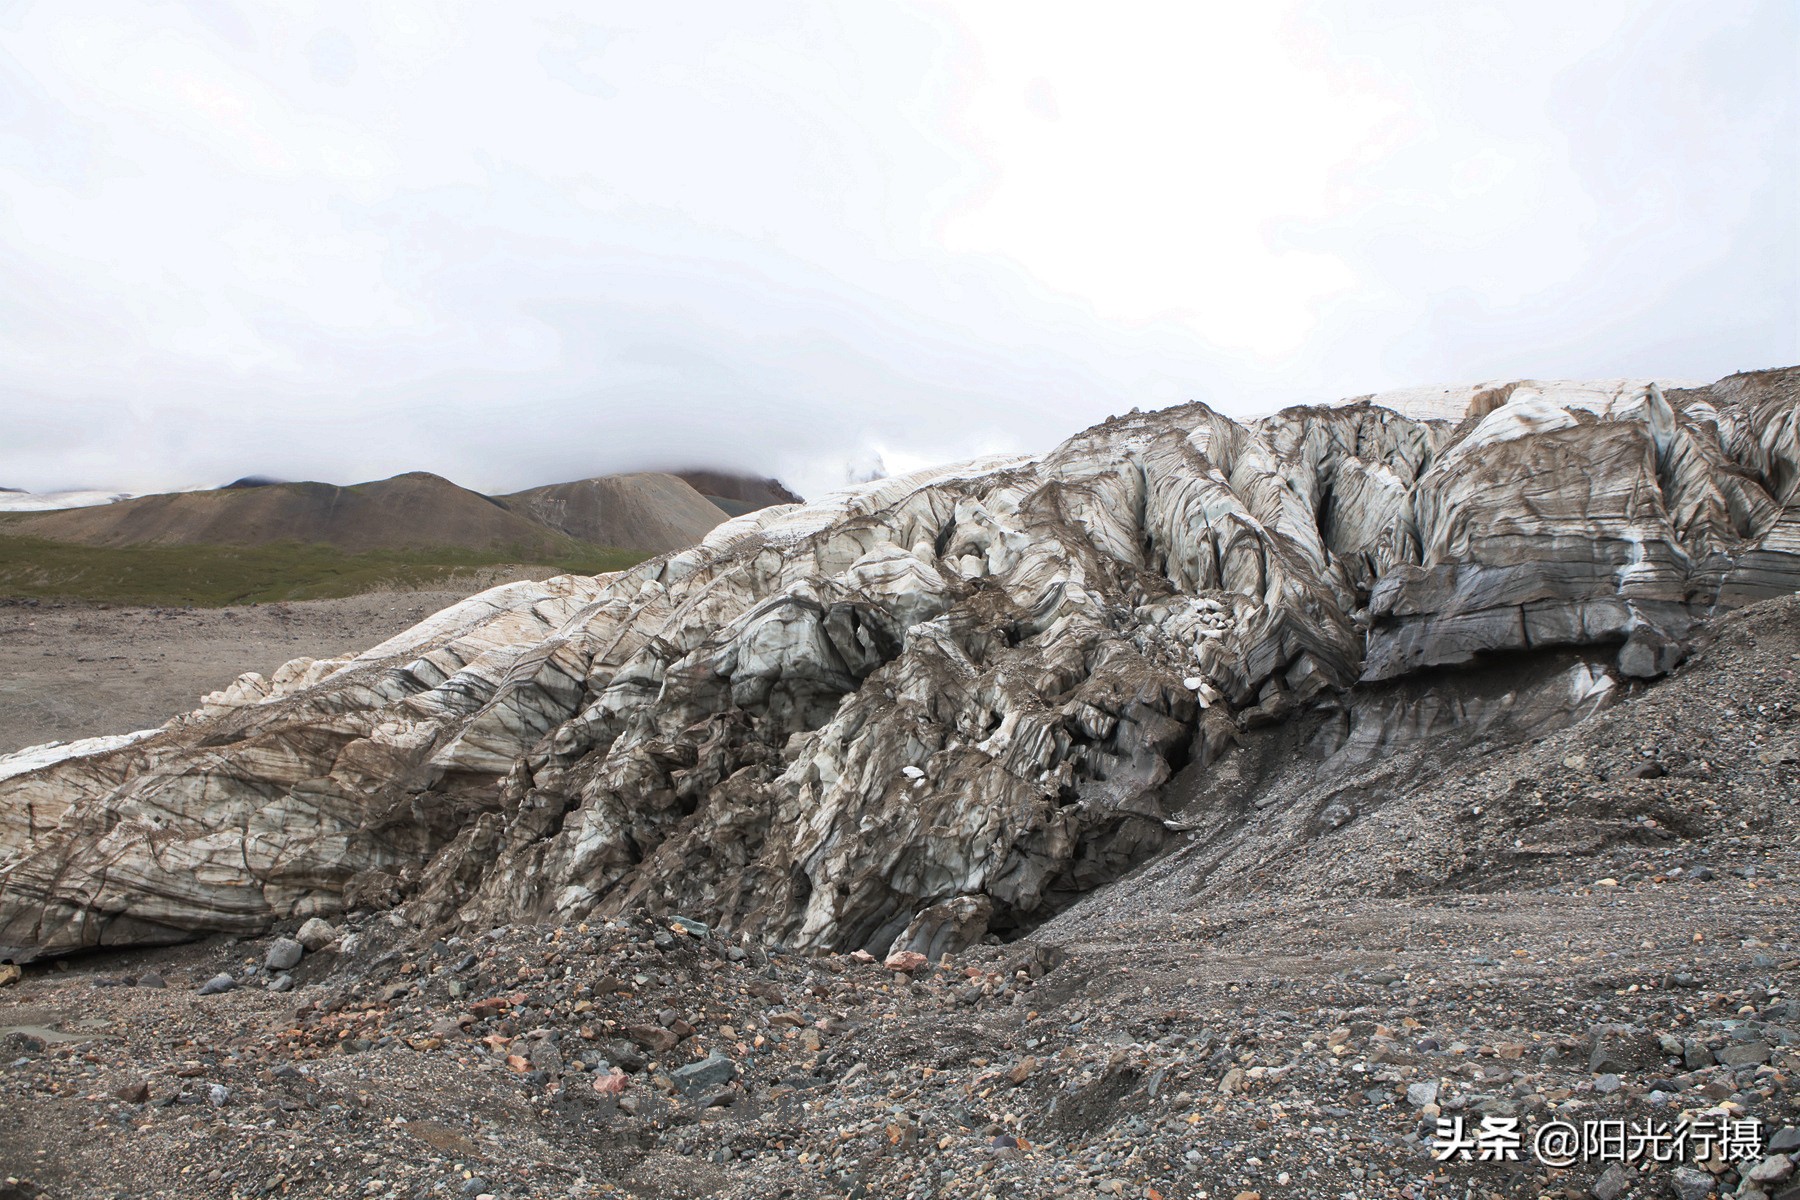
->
196 973 236 996
529 1039 563 1076
135 971 165 989
1405 1080 1439 1108
295 917 337 951
1748 1155 1794 1186
1770 1128 1800 1154
1592 1162 1632 1200
668 916 709 937
1618 627 1683 679
1669 1166 1714 1200
264 937 304 971
1716 1042 1772 1067
266 974 293 993
671 1052 736 1096
1593 1072 1621 1094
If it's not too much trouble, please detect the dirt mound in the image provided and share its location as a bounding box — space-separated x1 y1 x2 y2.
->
498 473 728 553
17 472 569 554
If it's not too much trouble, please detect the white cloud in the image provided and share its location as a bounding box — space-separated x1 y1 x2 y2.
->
0 0 1792 499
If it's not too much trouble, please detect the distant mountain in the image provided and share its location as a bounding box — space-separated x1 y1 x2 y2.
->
498 472 730 554
9 469 750 557
673 470 804 517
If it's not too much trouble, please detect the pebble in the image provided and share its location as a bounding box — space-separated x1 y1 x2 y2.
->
884 950 928 973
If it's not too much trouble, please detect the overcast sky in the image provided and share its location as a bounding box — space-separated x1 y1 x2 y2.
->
1 1 1794 498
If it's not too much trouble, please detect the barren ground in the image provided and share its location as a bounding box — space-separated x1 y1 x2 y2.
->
0 593 468 755
0 881 1792 1200
1 603 1798 1200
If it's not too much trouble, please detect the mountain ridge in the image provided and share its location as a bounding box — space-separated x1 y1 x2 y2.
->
9 469 738 555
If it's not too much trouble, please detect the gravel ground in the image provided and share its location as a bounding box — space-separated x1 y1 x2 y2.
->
0 592 471 755
0 883 1793 1200
3 605 1799 1199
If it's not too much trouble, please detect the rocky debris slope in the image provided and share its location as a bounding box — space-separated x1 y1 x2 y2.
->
1055 588 1800 931
0 871 1793 1199
3 368 1800 959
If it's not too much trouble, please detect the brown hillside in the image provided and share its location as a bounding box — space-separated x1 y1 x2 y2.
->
672 470 802 516
17 472 572 554
497 472 728 553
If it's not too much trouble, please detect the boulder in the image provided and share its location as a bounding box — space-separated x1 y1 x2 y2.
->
264 938 304 971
